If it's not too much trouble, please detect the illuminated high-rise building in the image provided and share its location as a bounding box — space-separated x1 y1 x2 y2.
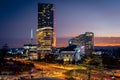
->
69 32 94 56
84 32 94 55
37 3 56 59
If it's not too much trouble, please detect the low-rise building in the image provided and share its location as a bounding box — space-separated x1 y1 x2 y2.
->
23 44 38 60
59 51 75 62
58 45 85 62
28 50 38 60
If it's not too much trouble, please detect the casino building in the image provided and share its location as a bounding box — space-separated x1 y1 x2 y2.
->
58 32 94 62
69 32 94 56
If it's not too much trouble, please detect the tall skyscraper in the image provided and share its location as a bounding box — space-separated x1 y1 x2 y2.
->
37 3 56 59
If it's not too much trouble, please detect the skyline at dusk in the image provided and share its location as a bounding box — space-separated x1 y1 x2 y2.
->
0 0 120 48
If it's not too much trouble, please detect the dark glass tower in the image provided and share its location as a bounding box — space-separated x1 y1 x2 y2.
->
38 3 54 28
37 3 56 59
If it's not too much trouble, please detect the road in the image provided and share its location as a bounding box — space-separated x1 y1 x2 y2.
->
14 58 120 80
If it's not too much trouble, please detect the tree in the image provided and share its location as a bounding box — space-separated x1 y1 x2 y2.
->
45 54 57 63
0 44 9 59
0 44 9 65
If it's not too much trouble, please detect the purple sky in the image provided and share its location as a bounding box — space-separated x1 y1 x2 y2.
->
0 0 120 48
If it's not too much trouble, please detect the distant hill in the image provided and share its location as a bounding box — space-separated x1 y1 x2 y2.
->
94 46 120 50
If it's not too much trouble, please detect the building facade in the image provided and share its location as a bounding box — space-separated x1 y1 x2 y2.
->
37 3 56 59
58 45 84 62
69 32 94 56
23 44 38 60
59 51 75 62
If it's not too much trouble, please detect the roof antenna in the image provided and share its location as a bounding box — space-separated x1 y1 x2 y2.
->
31 29 33 44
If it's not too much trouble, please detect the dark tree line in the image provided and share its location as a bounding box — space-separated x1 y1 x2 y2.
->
95 47 120 69
0 44 9 65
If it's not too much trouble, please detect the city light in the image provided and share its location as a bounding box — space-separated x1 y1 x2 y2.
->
0 1 120 80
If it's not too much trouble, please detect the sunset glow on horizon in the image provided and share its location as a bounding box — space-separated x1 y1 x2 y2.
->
0 0 120 48
56 37 120 47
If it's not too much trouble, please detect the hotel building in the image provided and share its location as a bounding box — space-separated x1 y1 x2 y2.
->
37 3 56 59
